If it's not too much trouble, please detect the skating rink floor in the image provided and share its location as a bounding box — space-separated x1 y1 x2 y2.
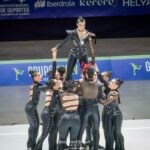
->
0 119 150 150
0 81 150 149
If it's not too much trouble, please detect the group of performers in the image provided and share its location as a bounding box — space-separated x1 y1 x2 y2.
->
25 17 125 150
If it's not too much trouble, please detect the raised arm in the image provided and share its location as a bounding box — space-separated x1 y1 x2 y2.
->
39 84 49 92
88 32 96 64
51 49 57 79
97 83 105 102
51 30 72 51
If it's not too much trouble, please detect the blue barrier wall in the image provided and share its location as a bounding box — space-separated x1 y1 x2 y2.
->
0 55 150 86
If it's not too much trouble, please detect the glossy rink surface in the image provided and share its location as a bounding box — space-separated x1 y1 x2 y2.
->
0 80 150 125
0 119 150 150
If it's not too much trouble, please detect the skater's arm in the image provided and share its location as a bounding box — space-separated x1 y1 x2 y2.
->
88 32 96 64
97 83 105 102
51 30 72 51
51 50 57 79
74 80 82 96
39 84 49 92
47 49 57 80
97 71 109 90
100 91 119 105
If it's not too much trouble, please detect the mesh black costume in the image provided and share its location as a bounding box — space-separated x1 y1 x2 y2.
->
47 61 63 150
25 82 41 150
77 80 103 150
58 87 81 150
55 29 95 80
102 90 125 150
35 61 62 150
48 89 61 150
34 88 61 150
82 72 108 149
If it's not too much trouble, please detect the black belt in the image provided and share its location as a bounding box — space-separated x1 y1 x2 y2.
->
63 110 78 113
84 98 97 101
83 99 98 105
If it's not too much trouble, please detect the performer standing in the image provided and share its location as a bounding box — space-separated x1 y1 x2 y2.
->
51 16 96 80
25 71 42 150
34 50 66 150
85 71 112 150
34 86 53 150
48 50 66 150
34 78 62 150
77 67 103 150
58 81 81 150
100 79 125 150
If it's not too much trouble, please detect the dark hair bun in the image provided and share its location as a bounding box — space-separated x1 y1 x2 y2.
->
57 67 66 77
46 79 55 90
29 70 36 77
119 80 124 85
86 67 96 79
66 80 75 89
113 78 124 87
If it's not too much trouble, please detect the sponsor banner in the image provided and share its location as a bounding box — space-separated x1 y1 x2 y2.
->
111 58 150 80
0 61 79 86
0 0 150 20
0 56 150 86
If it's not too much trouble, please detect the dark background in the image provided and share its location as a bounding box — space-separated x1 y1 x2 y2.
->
0 15 150 41
0 15 150 60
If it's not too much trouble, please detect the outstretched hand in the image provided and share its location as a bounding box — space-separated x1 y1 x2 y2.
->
51 47 57 60
51 47 57 52
89 32 96 37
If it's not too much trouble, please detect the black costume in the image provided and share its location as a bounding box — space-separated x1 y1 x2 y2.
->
55 29 95 80
78 80 103 150
58 91 81 150
102 90 125 150
85 72 110 149
25 82 41 150
35 61 62 150
34 89 61 150
47 61 63 150
48 90 61 150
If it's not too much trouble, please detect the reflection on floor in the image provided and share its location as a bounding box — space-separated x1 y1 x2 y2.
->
0 119 150 150
1 81 150 125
